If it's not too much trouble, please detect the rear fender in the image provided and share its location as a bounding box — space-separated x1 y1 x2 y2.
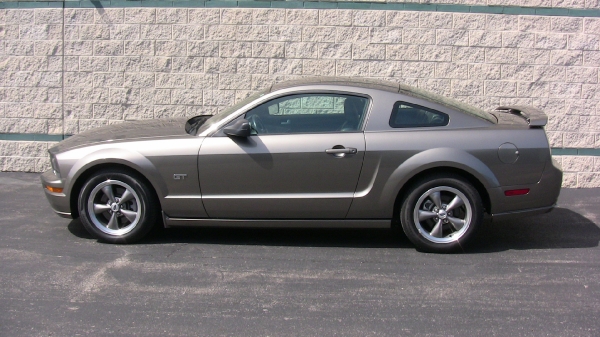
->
380 148 499 215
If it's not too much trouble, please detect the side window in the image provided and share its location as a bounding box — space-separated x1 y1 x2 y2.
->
245 93 369 135
389 102 449 128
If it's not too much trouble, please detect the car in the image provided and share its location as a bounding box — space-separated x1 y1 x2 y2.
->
41 77 563 253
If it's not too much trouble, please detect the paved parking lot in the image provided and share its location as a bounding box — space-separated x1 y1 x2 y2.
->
1 171 599 336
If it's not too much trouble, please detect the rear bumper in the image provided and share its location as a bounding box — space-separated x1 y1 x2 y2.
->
40 169 72 219
489 157 562 218
491 204 554 222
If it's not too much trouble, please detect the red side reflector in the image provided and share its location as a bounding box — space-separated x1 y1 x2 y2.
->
504 189 530 196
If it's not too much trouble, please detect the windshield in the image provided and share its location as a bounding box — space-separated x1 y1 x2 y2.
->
196 88 270 134
398 84 496 123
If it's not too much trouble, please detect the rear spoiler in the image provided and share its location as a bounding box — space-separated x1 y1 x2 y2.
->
495 105 548 127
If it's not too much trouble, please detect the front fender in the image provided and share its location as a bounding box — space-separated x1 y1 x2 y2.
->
64 147 168 201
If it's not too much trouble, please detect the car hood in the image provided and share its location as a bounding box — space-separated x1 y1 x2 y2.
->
50 118 202 154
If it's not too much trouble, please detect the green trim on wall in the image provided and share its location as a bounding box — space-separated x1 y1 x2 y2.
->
0 0 599 17
0 133 68 142
0 133 598 156
551 148 600 156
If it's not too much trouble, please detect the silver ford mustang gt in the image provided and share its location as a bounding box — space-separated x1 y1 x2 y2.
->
41 77 562 253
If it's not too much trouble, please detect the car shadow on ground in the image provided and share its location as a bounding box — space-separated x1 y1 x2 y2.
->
67 207 600 252
469 207 600 253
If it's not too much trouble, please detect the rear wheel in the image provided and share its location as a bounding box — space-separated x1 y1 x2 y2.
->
400 175 483 253
78 169 159 244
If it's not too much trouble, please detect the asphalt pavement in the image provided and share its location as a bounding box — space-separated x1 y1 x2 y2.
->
1 171 599 336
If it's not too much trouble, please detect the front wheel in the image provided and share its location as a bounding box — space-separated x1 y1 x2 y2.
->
78 169 159 244
400 175 483 253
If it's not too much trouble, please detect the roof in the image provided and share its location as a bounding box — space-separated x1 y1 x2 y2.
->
269 77 401 94
269 76 496 123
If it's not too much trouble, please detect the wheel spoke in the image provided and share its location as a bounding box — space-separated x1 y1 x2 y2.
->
446 195 464 211
447 216 466 231
429 191 442 209
429 219 443 238
93 203 111 214
120 209 138 223
118 189 134 205
106 212 119 230
101 185 116 203
418 210 438 221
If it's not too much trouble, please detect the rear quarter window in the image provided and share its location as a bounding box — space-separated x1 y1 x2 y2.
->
389 102 449 128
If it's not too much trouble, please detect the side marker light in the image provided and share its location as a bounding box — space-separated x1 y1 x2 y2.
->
504 189 530 196
46 186 63 193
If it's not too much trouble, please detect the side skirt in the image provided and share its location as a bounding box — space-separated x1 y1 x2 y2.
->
163 214 391 229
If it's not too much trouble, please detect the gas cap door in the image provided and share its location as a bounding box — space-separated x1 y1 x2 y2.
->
498 142 519 164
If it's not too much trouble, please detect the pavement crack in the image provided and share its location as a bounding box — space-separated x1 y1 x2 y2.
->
69 254 130 303
166 244 186 258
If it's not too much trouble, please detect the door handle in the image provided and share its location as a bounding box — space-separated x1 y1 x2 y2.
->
325 147 357 155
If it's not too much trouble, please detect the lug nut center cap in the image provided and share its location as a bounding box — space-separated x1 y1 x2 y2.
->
110 203 120 212
438 210 447 219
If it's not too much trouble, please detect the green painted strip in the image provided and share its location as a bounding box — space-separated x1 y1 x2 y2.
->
270 1 304 8
372 3 404 11
436 4 471 13
143 0 175 7
80 0 111 8
304 1 337 9
0 134 68 142
337 2 371 10
63 1 82 7
577 148 600 156
551 148 578 156
205 1 238 8
243 1 271 8
549 148 600 156
469 5 504 14
111 0 143 7
503 6 536 15
173 0 204 7
3 0 598 17
19 1 51 8
536 7 570 16
0 133 598 157
0 2 20 8
404 3 435 11
569 8 600 17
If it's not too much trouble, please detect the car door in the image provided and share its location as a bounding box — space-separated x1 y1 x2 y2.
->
198 93 369 219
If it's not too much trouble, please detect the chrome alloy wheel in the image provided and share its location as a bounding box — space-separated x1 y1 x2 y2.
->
412 186 472 244
87 180 142 236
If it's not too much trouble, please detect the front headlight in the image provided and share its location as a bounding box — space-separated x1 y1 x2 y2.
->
50 153 61 178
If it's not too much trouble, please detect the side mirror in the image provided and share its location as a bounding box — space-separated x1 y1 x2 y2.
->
223 119 251 138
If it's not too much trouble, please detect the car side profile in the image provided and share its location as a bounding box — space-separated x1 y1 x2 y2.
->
41 77 563 253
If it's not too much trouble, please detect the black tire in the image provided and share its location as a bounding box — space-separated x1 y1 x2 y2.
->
78 169 160 244
400 174 483 253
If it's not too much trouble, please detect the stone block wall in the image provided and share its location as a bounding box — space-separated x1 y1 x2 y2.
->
0 1 599 187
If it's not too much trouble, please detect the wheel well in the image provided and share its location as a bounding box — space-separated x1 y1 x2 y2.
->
69 163 160 219
392 167 492 226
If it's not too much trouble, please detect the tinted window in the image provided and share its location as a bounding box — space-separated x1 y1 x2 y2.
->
389 102 449 128
245 94 369 135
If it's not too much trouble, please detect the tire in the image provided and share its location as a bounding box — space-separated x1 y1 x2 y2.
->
400 175 483 253
78 169 160 244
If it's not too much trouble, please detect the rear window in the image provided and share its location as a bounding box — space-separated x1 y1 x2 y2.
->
389 102 449 128
398 83 496 123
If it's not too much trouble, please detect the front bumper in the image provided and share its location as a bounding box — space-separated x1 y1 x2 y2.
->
40 169 72 219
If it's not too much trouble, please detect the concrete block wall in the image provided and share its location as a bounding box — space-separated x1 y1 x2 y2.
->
0 1 599 187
